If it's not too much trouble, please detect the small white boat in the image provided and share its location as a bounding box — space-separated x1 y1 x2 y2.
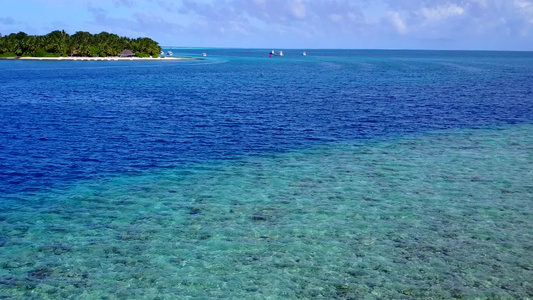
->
279 51 284 56
167 51 173 56
202 53 207 57
302 51 307 56
270 50 275 55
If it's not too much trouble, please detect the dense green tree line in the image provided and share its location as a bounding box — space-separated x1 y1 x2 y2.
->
0 30 161 57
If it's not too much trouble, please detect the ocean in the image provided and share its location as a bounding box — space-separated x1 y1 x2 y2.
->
0 49 532 298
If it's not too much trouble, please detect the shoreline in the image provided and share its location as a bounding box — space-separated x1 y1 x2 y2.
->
0 56 199 61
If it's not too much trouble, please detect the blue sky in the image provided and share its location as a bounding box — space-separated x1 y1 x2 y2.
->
1 0 532 50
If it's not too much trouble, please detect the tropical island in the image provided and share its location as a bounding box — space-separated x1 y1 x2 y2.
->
0 30 185 60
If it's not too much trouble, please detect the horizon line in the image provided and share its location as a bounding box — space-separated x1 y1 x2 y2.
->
160 47 533 52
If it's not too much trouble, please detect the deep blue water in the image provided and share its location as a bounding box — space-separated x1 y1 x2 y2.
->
1 49 532 195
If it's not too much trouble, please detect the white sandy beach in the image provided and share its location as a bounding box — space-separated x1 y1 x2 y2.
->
0 56 197 61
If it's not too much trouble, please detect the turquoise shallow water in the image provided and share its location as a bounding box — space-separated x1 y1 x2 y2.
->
1 124 531 299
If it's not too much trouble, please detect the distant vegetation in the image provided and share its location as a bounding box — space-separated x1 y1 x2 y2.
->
0 31 162 58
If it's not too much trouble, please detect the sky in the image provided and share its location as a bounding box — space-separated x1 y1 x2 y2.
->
1 0 532 50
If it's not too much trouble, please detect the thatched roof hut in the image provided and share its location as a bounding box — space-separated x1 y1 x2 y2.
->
118 49 135 57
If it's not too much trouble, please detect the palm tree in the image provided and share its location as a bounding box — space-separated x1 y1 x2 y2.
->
0 30 162 57
71 31 92 56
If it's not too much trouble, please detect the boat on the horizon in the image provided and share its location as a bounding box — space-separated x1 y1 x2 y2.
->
302 51 307 56
202 53 207 57
269 50 284 57
167 51 173 56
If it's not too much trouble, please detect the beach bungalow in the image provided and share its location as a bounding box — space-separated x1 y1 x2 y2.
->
118 49 135 58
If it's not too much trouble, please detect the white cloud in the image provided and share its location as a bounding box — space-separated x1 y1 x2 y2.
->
290 0 306 19
514 0 532 8
389 11 407 34
514 0 533 23
419 3 466 22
